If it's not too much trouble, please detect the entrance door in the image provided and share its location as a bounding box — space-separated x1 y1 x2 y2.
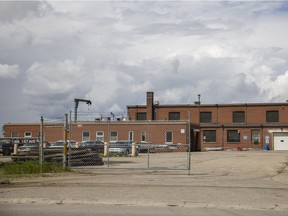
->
274 132 288 150
189 129 199 152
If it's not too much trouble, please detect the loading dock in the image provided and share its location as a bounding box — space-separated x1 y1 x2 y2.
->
273 132 288 150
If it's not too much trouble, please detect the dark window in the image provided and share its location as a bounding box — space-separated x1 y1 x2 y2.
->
233 111 245 123
129 131 134 141
110 131 118 142
251 130 260 144
200 112 212 123
227 130 240 142
11 132 19 138
24 132 32 138
82 131 90 141
203 130 216 142
169 112 180 120
136 112 147 120
141 131 146 142
165 131 173 143
96 131 104 142
266 111 279 123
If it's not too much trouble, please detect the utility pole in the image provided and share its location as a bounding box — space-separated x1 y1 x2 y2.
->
74 98 92 122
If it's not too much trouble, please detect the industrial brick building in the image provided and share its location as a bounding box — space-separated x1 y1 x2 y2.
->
127 92 288 151
3 92 288 151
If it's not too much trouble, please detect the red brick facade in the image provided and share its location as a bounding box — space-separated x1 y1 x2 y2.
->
127 92 288 150
3 121 190 148
3 92 288 151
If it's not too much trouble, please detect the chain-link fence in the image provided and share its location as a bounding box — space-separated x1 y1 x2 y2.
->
41 117 65 167
11 115 192 173
9 117 66 170
67 119 191 171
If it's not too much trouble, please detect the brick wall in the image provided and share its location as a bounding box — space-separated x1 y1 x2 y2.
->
4 92 288 151
127 93 288 151
3 121 189 147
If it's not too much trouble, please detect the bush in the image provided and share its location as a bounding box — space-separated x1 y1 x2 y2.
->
3 161 69 175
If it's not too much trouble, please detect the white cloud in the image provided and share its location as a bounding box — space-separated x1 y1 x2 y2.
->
24 57 89 95
269 71 288 100
107 103 122 113
0 64 19 78
1 0 288 126
244 14 288 48
0 24 33 49
0 1 53 22
22 57 94 117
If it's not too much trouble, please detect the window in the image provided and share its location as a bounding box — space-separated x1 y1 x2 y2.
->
82 131 90 141
129 131 134 141
233 111 245 123
11 132 19 138
141 131 146 142
110 131 118 142
165 131 173 144
251 130 260 144
266 111 279 123
203 130 216 142
96 131 104 142
200 112 212 123
24 132 32 138
136 112 147 120
227 130 240 142
169 112 180 120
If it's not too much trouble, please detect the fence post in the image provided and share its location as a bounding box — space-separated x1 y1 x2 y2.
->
147 120 150 168
107 121 110 167
68 111 72 167
63 114 68 169
39 116 44 172
131 142 136 157
13 142 18 155
188 111 191 175
104 142 108 157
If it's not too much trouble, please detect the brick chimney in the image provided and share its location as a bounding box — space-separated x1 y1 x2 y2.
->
146 92 154 120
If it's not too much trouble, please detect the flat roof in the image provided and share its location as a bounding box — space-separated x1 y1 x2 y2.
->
127 102 288 108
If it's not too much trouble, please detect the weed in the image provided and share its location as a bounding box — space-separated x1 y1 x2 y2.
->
2 161 70 175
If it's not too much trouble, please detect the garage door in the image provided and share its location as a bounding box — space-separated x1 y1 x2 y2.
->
274 132 288 150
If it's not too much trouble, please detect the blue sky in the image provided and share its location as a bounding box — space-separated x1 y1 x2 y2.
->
1 1 288 131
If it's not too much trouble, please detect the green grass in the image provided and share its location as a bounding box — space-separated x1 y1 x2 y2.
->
1 160 70 175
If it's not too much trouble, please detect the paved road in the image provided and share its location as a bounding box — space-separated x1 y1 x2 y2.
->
0 151 288 215
1 203 287 216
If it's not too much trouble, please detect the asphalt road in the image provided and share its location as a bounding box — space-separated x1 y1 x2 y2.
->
1 203 287 216
1 151 288 216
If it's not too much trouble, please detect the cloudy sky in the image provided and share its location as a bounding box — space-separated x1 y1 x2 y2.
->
1 0 288 129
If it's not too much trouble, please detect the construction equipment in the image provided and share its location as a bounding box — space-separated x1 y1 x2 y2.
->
74 98 92 122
